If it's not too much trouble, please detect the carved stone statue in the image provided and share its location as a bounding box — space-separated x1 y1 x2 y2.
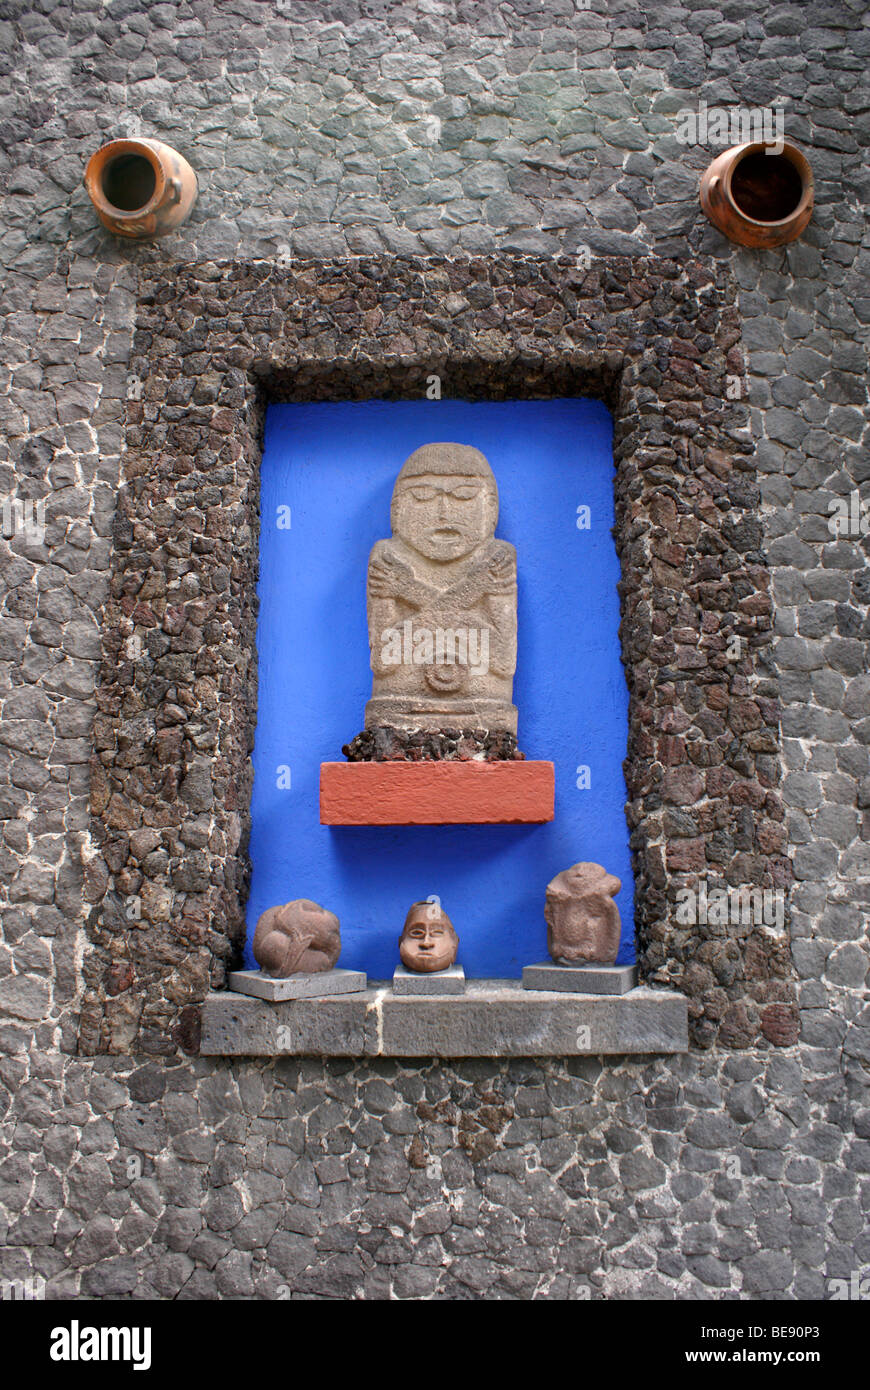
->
253 899 341 978
545 863 622 966
399 900 459 973
364 442 518 740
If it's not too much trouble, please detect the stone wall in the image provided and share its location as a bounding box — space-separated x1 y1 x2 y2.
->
82 251 793 1054
2 1050 866 1300
0 0 867 1299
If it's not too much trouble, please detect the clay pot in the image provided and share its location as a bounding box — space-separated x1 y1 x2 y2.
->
699 140 813 248
83 138 197 239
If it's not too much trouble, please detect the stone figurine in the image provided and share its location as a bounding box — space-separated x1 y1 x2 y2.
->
364 442 518 738
399 900 459 973
253 899 341 978
545 863 622 966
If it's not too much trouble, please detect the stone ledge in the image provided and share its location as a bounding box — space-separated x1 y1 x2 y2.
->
200 981 688 1057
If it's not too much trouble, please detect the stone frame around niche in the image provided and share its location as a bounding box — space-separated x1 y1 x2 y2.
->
82 253 797 1058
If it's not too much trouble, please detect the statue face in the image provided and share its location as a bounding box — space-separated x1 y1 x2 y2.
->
399 904 458 973
393 472 496 563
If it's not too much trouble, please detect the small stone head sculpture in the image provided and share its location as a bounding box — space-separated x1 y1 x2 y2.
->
253 899 341 978
390 443 499 565
399 900 459 973
545 862 621 966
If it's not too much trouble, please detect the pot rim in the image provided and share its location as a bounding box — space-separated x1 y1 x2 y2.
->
719 139 814 229
85 138 167 221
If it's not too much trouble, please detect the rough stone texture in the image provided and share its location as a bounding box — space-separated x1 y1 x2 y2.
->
522 963 639 995
200 984 688 1055
202 991 369 1055
0 0 867 1300
343 725 524 761
82 251 792 1054
1 1050 867 1300
378 984 689 1056
227 969 368 1001
393 965 466 996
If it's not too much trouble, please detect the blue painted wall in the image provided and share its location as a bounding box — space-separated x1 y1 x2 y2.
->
246 398 634 978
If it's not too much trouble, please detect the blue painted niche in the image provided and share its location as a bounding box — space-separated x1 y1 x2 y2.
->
245 398 634 978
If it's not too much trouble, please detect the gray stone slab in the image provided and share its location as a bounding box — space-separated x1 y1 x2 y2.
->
200 991 370 1056
200 982 688 1056
227 968 367 1001
522 961 638 995
393 964 465 995
379 983 687 1056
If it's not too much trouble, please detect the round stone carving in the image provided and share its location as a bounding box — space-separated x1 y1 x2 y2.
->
253 899 341 978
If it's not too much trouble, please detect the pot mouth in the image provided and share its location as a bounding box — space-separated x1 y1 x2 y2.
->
722 141 812 227
88 140 164 218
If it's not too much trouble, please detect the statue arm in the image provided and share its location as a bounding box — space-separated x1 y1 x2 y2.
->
441 541 515 607
280 932 315 975
369 593 400 675
484 591 517 677
480 542 517 677
368 541 437 611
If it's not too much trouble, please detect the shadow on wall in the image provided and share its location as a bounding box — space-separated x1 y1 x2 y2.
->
246 397 633 978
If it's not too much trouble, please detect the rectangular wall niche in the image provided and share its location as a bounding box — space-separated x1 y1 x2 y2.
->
84 253 792 1056
248 397 634 981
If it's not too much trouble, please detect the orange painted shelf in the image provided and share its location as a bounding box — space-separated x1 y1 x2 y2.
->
320 760 555 826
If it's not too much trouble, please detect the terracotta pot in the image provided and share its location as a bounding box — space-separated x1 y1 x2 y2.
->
699 140 813 248
83 138 197 239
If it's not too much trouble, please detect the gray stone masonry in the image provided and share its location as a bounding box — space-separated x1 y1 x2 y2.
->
0 0 867 1299
201 982 688 1055
522 963 640 994
393 964 467 995
227 969 369 1001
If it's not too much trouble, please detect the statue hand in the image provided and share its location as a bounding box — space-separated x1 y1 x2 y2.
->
369 551 416 599
281 931 315 974
444 550 514 604
485 550 515 593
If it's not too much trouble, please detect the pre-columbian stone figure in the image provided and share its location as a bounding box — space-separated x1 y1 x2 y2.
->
364 443 518 735
252 900 341 978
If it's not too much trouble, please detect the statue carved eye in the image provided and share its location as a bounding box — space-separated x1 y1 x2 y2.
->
405 483 481 501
